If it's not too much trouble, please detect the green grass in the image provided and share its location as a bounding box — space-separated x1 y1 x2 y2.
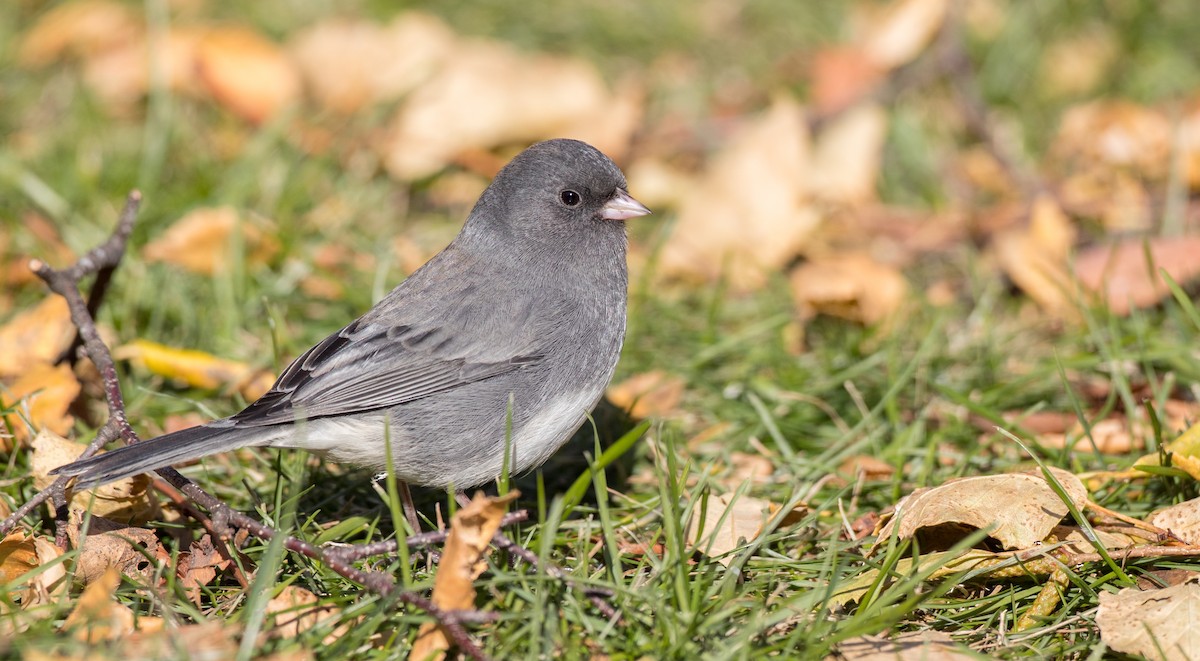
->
5 0 1200 659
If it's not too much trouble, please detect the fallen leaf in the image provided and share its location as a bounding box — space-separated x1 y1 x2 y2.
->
605 371 686 419
122 621 238 660
1058 169 1152 232
724 452 776 488
806 104 888 205
873 468 1089 552
1074 237 1200 316
29 429 161 524
196 27 301 124
18 0 141 67
81 27 207 110
1037 416 1141 454
68 514 169 585
0 295 75 378
790 252 908 326
688 491 805 565
115 338 275 400
1 531 68 608
266 585 337 639
838 630 976 660
859 0 949 70
63 566 140 643
289 13 455 114
623 157 697 211
1051 100 1172 179
1097 581 1200 661
809 46 886 116
142 206 279 275
658 96 819 290
1 363 81 445
1037 23 1119 98
177 535 231 605
382 41 624 180
832 549 1000 607
1150 498 1200 545
993 196 1078 316
837 455 897 482
409 491 518 661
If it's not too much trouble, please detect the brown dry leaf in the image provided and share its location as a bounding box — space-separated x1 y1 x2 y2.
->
1150 498 1200 545
122 621 238 660
68 514 168 585
382 40 628 180
837 455 897 482
18 0 141 67
993 196 1078 315
1049 525 1143 553
790 252 908 326
1074 237 1200 316
64 566 140 643
858 0 949 70
623 157 696 212
837 630 975 660
724 452 776 488
1 363 80 445
30 429 162 524
873 468 1088 552
196 27 301 124
290 13 455 114
266 586 338 640
1037 416 1141 454
81 27 207 110
0 295 75 378
142 206 279 275
1097 581 1200 661
1 531 68 609
115 338 275 400
1051 101 1172 179
807 104 888 205
809 46 886 116
409 491 518 661
688 492 805 566
177 535 230 604
658 96 819 290
605 371 686 419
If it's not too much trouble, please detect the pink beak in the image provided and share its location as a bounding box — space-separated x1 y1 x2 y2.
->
601 189 651 221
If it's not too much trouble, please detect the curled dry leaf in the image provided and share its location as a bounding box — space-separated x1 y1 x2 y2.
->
177 535 231 605
1150 497 1200 545
873 468 1089 552
115 339 275 400
17 0 141 67
790 252 908 326
382 40 633 180
30 429 161 525
1074 237 1200 316
658 96 819 290
68 514 169 585
993 195 1078 316
688 491 806 566
196 27 301 124
0 295 75 379
1 363 81 445
289 13 455 114
142 206 279 276
409 491 518 661
1 531 68 609
605 370 686 419
1097 581 1200 661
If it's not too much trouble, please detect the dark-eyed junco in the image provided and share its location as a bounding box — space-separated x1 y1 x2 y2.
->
53 139 650 508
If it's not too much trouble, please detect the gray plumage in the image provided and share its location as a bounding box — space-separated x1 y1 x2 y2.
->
52 139 650 490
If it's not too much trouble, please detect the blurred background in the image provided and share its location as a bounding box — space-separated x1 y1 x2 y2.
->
7 0 1200 657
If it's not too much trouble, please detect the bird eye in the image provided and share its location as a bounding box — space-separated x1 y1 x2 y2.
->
560 190 581 206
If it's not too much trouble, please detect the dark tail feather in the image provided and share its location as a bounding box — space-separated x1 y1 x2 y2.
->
50 422 269 488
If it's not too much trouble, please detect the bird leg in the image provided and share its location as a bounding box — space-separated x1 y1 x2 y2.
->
398 480 422 533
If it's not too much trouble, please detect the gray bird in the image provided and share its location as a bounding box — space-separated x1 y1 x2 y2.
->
52 139 650 514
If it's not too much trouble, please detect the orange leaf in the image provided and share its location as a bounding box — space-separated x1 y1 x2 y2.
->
1074 237 1200 316
141 207 278 275
0 295 75 378
2 363 80 445
196 28 301 124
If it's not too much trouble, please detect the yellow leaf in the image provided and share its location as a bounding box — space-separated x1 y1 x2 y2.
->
0 295 75 378
1 362 81 445
115 339 274 399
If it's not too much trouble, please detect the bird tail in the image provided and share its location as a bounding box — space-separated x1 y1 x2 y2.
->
50 422 271 489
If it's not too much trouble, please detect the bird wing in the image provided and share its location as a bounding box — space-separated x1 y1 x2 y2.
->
229 316 541 427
